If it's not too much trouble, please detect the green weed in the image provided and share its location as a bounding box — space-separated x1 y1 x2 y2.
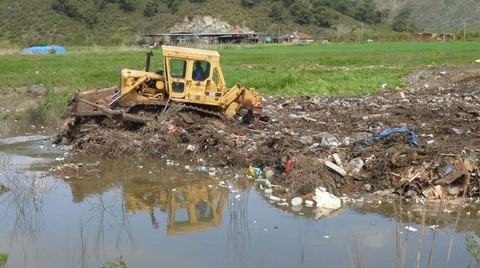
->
26 86 77 127
102 256 128 268
466 235 480 268
0 252 8 268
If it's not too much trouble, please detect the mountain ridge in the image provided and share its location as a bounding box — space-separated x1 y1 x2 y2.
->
0 0 477 47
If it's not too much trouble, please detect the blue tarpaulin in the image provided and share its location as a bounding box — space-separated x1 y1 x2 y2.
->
359 127 419 147
21 45 66 54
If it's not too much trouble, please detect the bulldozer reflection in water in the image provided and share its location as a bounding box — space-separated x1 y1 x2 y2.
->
63 161 228 236
124 178 227 235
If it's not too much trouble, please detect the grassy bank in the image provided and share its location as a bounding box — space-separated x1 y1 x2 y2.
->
0 41 479 127
1 42 479 94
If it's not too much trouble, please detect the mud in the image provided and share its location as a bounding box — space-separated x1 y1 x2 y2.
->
58 63 480 200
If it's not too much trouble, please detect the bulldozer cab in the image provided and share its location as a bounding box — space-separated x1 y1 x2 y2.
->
162 46 226 104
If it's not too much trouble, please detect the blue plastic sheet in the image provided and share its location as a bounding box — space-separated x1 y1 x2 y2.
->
360 127 419 147
21 45 66 54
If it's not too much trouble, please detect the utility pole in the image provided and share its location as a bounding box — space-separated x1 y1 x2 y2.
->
361 23 364 43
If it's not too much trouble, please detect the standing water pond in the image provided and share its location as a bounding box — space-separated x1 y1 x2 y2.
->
1 134 480 268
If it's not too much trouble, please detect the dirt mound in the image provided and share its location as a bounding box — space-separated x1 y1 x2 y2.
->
58 64 480 200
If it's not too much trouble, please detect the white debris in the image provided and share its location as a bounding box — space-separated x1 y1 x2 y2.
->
405 226 418 232
291 197 302 206
305 200 314 207
269 195 281 202
314 187 341 210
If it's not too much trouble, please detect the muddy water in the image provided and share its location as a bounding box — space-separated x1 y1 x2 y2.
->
0 135 479 268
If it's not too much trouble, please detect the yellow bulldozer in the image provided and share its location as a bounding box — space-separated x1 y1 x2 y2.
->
66 46 263 124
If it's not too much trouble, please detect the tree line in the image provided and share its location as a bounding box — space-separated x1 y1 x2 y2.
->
51 0 417 33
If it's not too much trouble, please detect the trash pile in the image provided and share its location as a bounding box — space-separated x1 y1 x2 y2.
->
58 64 480 204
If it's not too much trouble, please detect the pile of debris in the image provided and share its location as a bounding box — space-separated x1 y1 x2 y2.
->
58 64 480 202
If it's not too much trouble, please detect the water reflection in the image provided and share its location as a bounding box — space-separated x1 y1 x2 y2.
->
62 158 228 236
354 199 480 236
124 177 227 235
2 136 480 267
0 171 54 268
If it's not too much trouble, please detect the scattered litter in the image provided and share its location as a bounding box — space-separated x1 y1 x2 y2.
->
291 197 303 206
332 153 343 169
359 127 419 147
56 65 480 205
305 200 314 207
315 132 340 147
348 158 363 174
405 226 418 232
324 160 346 177
314 187 341 210
269 195 281 202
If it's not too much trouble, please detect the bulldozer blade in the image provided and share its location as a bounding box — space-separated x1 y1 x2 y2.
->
121 113 154 123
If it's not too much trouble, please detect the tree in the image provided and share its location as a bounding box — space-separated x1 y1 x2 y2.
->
289 0 312 25
95 0 106 11
241 0 260 8
269 2 288 22
119 0 135 12
313 6 337 28
350 0 378 24
391 6 417 32
375 9 390 24
51 0 82 20
281 0 295 7
143 0 158 17
167 0 183 12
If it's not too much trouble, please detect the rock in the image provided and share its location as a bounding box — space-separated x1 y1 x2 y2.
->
363 183 372 192
451 128 463 135
170 15 237 33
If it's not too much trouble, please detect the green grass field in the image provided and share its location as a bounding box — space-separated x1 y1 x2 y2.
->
0 41 479 131
1 41 479 97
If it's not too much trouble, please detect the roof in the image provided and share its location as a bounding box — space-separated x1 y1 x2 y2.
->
161 45 220 61
280 31 314 40
144 32 261 38
229 27 249 34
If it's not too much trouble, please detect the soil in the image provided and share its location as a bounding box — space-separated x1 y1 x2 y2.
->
56 63 480 200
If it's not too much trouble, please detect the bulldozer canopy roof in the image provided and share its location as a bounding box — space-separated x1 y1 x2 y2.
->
161 46 220 61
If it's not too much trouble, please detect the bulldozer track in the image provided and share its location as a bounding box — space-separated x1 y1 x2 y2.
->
176 103 225 119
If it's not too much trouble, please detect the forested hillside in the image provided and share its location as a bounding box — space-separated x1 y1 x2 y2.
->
0 0 477 47
375 0 480 32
